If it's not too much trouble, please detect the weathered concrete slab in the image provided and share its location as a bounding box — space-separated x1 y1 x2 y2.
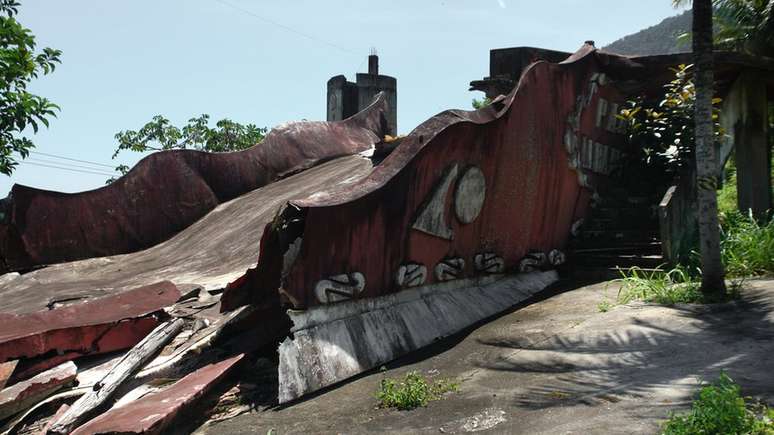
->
204 279 774 435
47 319 185 434
0 155 374 316
0 361 76 420
0 95 388 273
39 404 69 435
71 354 244 435
0 360 16 390
278 271 558 403
0 282 180 380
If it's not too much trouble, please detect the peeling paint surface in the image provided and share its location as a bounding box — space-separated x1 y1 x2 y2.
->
278 271 558 403
0 156 374 316
0 281 179 380
230 46 626 311
0 361 76 420
0 95 389 273
70 354 243 435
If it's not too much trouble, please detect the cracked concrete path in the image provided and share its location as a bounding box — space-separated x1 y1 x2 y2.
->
201 278 774 434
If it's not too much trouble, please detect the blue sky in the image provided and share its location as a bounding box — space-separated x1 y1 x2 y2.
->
3 0 687 195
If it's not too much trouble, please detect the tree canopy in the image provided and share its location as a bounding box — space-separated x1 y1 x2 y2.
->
108 114 267 183
674 0 774 56
0 0 61 175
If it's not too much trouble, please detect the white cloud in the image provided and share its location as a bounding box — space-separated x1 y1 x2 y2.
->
497 0 506 8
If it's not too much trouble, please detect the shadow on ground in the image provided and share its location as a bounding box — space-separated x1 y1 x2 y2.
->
474 280 774 411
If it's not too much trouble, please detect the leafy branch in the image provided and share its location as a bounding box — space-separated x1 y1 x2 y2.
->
107 115 267 183
0 0 62 175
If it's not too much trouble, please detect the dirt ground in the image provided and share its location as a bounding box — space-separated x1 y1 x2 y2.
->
199 277 774 434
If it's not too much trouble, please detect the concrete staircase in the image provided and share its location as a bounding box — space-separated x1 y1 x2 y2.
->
568 189 666 281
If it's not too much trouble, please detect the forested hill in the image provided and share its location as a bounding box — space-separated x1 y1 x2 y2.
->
603 10 691 56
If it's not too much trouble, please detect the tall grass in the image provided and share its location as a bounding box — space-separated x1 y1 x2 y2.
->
721 210 774 278
616 266 703 305
715 153 774 278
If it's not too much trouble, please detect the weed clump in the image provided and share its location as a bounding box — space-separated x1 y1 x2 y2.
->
615 266 705 305
662 372 774 435
376 371 459 410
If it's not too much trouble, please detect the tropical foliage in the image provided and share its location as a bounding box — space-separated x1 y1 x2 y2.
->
471 97 492 109
712 0 774 54
617 64 724 178
108 114 267 182
0 0 62 175
674 0 774 56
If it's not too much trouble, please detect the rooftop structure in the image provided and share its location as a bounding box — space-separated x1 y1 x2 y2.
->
327 51 397 136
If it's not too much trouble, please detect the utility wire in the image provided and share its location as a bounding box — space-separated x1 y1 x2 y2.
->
27 157 117 173
29 150 115 168
214 0 361 56
19 161 116 177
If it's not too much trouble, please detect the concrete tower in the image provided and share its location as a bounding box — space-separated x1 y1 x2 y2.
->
327 50 397 136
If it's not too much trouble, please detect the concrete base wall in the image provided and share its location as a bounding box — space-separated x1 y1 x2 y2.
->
277 271 558 403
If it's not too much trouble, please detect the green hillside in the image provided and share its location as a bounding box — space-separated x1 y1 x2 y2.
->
603 11 692 56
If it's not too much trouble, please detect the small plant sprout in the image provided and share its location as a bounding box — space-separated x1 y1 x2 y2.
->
376 371 459 410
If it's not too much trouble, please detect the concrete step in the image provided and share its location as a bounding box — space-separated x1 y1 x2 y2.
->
572 254 666 269
582 219 659 231
571 242 663 256
587 207 658 223
577 229 660 243
593 195 655 208
567 266 669 282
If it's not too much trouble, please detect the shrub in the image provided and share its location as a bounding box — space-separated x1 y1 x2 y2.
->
662 372 774 435
376 371 459 410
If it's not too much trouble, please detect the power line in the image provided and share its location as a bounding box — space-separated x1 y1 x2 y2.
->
214 0 361 56
19 161 116 177
29 150 115 168
27 157 117 173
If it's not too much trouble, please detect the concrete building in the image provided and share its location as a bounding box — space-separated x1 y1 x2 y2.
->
327 53 397 136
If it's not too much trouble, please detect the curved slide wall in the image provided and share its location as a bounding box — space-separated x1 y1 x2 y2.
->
0 95 390 272
223 45 628 312
221 45 631 402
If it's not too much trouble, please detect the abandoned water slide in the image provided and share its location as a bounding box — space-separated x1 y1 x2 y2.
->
0 43 630 433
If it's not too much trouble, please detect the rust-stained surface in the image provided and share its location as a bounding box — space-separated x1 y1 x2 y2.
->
70 354 244 435
0 361 76 420
0 95 388 273
0 282 179 381
0 156 374 316
224 44 628 311
0 360 16 390
0 44 663 422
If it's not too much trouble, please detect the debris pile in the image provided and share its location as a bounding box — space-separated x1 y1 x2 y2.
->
0 281 275 434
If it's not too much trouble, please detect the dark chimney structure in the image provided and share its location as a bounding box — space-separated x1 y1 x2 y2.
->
368 53 379 75
327 49 397 136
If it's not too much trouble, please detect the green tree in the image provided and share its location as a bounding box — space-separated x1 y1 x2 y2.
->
471 97 492 109
678 1 774 56
108 114 267 183
713 0 774 55
618 64 725 179
0 0 62 175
